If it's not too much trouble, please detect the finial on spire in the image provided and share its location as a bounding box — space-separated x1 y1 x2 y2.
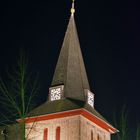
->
71 0 75 16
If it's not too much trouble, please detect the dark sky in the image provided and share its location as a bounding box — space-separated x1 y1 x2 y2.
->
0 0 140 131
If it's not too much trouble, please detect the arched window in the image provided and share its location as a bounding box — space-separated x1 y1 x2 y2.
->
56 126 60 140
91 130 93 140
43 128 48 140
97 134 100 140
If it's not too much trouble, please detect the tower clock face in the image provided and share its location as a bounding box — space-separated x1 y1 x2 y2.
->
50 88 61 101
87 91 94 107
49 85 64 101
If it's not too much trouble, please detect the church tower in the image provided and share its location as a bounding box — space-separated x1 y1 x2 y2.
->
25 1 117 139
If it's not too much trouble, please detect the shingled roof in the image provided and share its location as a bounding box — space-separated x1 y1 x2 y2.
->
51 15 90 101
28 99 108 124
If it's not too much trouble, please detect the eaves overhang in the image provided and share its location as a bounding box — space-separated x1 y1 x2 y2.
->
18 108 118 134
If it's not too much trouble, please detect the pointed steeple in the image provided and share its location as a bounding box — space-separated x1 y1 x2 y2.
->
51 1 90 101
27 2 118 134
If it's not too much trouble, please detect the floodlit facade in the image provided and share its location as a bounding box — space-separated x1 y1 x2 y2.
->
26 110 114 140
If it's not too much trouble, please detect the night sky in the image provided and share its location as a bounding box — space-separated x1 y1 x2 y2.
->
0 0 140 132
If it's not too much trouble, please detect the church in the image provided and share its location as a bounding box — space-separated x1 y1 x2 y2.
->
0 0 117 139
25 1 117 139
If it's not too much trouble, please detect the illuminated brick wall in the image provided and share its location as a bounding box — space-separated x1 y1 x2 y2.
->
26 115 110 140
26 115 80 140
80 116 110 140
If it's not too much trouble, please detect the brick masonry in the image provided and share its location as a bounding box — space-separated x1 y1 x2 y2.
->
26 115 110 140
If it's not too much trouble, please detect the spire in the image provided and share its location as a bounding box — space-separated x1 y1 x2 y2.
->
71 0 75 16
51 3 90 101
